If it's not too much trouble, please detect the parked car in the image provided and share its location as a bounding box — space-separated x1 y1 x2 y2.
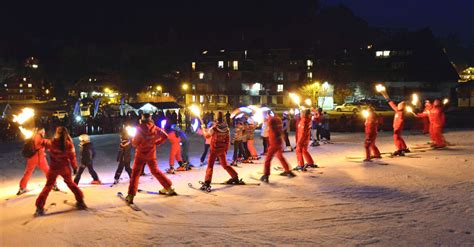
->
334 103 368 113
52 110 68 119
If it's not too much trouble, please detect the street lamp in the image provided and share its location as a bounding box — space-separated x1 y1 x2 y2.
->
182 83 189 91
156 85 162 92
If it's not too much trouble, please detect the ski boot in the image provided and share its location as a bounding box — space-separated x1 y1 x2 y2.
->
371 155 382 159
166 167 175 174
76 201 88 210
113 179 119 185
90 180 102 185
125 194 134 205
363 158 372 162
241 159 253 164
306 163 319 168
34 207 45 216
16 188 28 196
403 148 411 153
159 187 177 196
52 184 60 191
260 174 269 183
200 161 206 167
279 171 296 178
230 160 238 166
285 146 294 152
293 165 308 172
392 150 403 156
225 177 245 185
200 182 211 192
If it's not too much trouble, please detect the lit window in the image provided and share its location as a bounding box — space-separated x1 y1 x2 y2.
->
28 83 32 88
199 95 204 103
3 84 7 87
202 50 208 55
192 95 196 102
23 77 27 81
191 62 196 71
232 61 239 70
19 83 23 88
199 72 205 79
19 89 23 93
307 72 313 79
32 64 38 69
251 83 262 91
218 61 224 68
307 60 313 67
376 50 391 57
89 78 92 82
277 84 284 92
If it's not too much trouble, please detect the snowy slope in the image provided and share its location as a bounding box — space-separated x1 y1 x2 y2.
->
0 130 473 246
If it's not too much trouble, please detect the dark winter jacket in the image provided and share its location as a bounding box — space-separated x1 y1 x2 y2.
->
117 137 132 163
80 142 95 165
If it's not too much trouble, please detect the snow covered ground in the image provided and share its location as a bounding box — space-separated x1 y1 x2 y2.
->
0 130 473 246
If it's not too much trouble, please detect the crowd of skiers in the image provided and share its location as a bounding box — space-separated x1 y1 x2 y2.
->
16 95 447 215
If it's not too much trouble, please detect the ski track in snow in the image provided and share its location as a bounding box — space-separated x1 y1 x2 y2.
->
0 130 473 246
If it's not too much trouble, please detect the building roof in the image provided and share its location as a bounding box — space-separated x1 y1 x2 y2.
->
128 102 182 110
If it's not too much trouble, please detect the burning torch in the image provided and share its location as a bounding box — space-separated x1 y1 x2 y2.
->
13 108 35 139
125 126 137 137
188 104 204 131
411 93 419 106
289 93 301 107
375 84 389 99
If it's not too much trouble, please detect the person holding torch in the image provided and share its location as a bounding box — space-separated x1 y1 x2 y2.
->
376 84 410 156
125 113 176 205
416 99 446 148
363 106 381 161
200 112 243 191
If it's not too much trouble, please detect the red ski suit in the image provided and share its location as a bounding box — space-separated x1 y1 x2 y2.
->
36 139 84 209
420 103 431 134
296 114 314 167
19 133 50 189
264 116 291 175
167 130 182 166
127 121 172 196
418 104 446 148
364 113 381 159
204 123 238 183
389 101 407 151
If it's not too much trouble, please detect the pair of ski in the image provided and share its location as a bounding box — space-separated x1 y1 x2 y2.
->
116 190 178 212
23 200 89 225
187 180 261 193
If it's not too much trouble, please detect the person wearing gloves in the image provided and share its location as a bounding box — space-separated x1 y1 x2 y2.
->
74 134 101 185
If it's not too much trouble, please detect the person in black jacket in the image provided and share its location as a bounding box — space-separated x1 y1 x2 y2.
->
74 134 101 185
113 130 133 184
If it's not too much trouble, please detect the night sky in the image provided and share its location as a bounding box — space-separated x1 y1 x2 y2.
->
1 0 472 44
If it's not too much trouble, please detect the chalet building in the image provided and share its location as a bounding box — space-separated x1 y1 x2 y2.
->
182 27 459 109
0 57 53 102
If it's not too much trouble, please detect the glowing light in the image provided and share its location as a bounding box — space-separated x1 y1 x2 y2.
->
322 81 329 91
289 93 301 106
156 85 162 91
32 64 38 69
75 116 82 122
289 109 294 115
375 84 386 92
443 98 449 105
125 126 137 137
160 119 167 129
19 126 33 139
406 106 413 113
188 104 201 117
304 98 312 106
362 110 370 119
191 118 200 132
294 108 300 115
412 93 419 105
235 113 244 119
13 108 35 125
182 83 189 91
45 89 50 94
104 88 111 93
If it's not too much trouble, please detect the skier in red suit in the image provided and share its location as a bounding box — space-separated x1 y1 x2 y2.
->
35 127 85 215
294 109 317 171
260 114 295 183
420 100 432 134
364 106 381 161
125 113 175 204
200 112 242 191
417 99 446 148
18 128 58 195
166 126 185 174
382 94 409 156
